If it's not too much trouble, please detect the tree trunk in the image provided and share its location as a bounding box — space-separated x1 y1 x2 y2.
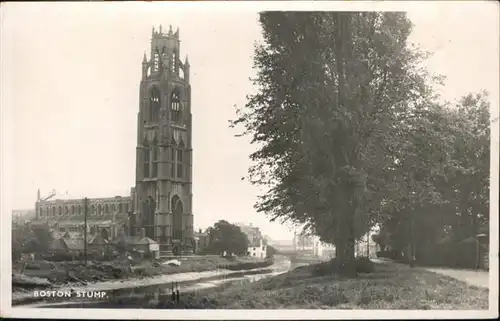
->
334 202 357 277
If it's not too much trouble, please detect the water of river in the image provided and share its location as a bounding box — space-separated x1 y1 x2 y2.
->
19 257 298 309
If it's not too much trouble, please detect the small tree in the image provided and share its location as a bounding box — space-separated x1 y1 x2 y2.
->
206 220 249 256
266 245 278 258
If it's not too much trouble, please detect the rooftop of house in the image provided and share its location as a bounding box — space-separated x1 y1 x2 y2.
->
63 231 84 239
113 235 158 245
62 238 86 251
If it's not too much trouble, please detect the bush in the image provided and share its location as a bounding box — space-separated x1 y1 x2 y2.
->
376 250 404 261
417 241 478 269
355 257 375 273
312 257 375 276
225 258 274 271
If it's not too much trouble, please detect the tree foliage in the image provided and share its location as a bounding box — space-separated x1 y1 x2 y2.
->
378 92 490 261
232 11 490 270
232 12 442 272
12 223 53 260
205 220 249 256
266 245 278 258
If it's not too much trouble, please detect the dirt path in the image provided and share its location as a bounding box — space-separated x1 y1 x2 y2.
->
371 258 489 289
422 267 489 289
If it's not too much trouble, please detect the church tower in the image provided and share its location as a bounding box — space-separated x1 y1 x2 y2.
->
133 25 193 256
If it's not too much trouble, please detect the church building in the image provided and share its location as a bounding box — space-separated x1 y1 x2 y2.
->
131 25 194 256
30 26 195 257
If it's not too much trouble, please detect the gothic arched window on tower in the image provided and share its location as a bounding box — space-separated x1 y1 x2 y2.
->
149 87 161 122
153 50 160 72
177 148 183 178
144 146 150 178
170 148 175 177
170 90 181 123
152 144 158 177
171 51 177 74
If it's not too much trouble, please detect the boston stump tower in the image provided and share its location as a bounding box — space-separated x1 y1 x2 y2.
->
133 25 193 256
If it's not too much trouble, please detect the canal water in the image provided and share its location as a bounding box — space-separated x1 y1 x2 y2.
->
18 257 297 309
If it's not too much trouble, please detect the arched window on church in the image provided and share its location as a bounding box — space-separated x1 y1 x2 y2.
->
152 144 158 177
144 145 150 178
170 147 176 177
52 206 56 217
177 148 184 178
171 51 177 74
149 87 160 122
153 50 160 72
170 89 181 122
104 204 109 214
58 206 62 216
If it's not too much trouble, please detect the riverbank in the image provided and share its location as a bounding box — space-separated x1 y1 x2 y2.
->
12 256 279 306
112 259 488 309
13 256 273 288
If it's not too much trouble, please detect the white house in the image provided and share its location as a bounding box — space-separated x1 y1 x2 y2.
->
248 237 267 259
238 223 268 259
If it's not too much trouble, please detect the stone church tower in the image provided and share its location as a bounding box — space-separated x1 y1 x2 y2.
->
133 25 193 256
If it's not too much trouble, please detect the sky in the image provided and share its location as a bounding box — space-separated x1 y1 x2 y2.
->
1 1 499 242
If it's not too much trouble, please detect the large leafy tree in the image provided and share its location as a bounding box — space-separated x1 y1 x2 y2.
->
232 12 438 273
205 220 249 256
376 92 490 262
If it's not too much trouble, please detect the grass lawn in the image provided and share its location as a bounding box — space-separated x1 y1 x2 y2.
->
137 256 272 276
152 260 489 309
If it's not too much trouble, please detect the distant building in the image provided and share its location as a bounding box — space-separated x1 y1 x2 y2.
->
33 193 132 242
237 223 267 258
12 209 36 225
313 239 336 259
114 228 160 259
271 239 296 253
193 229 209 254
49 238 85 255
292 233 336 259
